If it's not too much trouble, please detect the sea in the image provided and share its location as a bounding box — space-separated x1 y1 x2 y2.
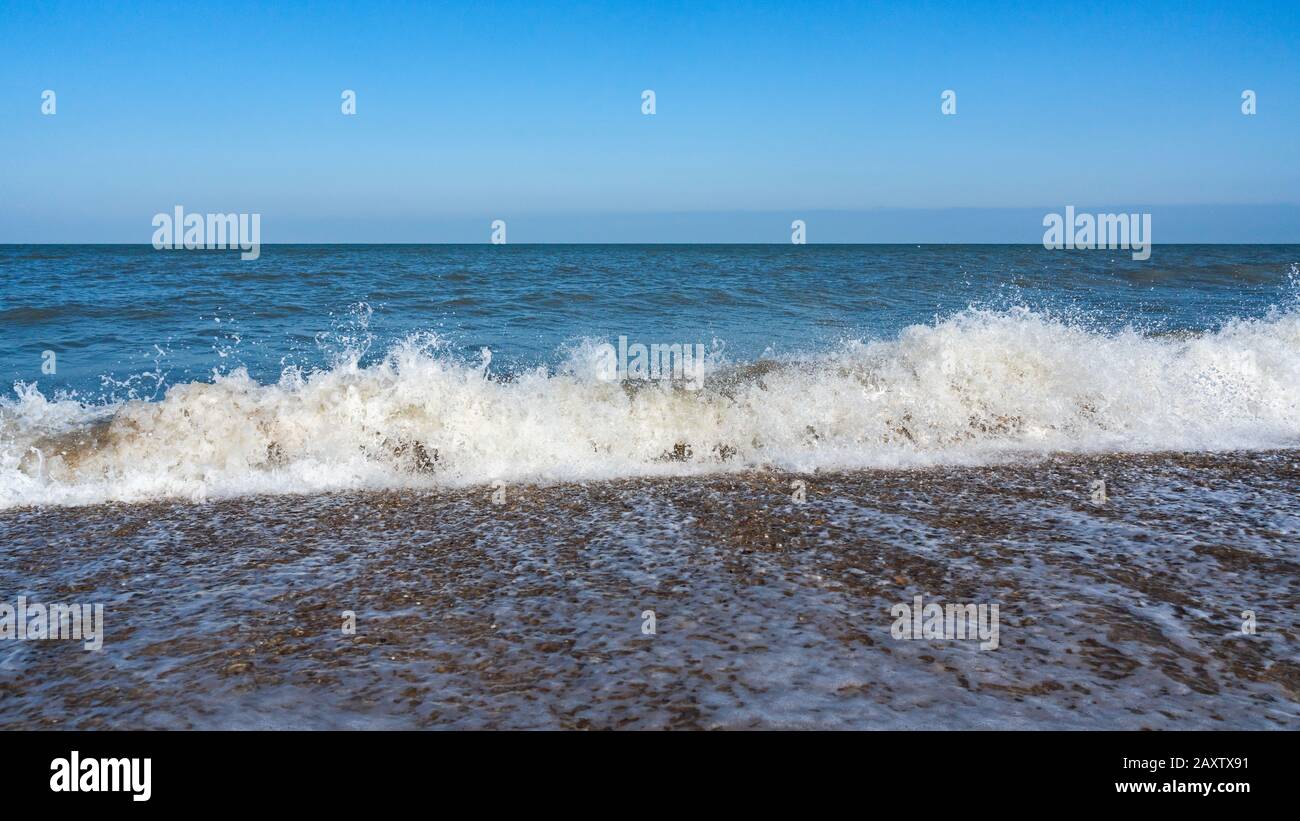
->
1 244 1297 728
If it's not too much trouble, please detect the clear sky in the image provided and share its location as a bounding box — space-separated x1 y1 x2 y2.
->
1 0 1298 242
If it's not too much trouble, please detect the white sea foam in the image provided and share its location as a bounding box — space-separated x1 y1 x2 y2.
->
3 307 1299 508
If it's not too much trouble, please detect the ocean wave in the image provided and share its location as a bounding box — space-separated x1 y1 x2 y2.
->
3 306 1300 508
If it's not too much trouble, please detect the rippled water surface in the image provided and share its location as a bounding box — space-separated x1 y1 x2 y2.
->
1 245 1297 728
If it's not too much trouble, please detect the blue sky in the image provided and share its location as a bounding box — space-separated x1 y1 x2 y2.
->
1 0 1297 242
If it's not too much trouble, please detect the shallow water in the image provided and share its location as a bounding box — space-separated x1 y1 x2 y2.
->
1 452 1295 729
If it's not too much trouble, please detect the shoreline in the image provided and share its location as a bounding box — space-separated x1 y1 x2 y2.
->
2 450 1297 729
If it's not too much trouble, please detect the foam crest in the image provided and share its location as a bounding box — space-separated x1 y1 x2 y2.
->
4 308 1299 508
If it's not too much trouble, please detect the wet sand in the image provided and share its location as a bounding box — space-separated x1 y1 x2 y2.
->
1 450 1297 729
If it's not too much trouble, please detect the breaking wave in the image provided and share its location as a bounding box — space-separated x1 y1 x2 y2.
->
4 306 1300 508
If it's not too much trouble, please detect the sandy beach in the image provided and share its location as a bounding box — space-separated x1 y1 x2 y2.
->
2 449 1295 729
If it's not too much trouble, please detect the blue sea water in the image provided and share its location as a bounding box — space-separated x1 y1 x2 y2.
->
2 244 1296 400
1 243 1299 508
